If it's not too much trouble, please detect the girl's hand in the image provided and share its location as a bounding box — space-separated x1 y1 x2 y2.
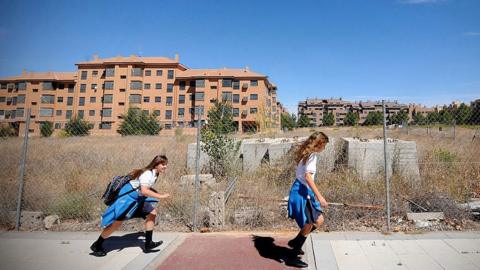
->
159 193 170 199
318 196 328 208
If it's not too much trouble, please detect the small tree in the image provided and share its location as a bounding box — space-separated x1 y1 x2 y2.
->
117 108 162 136
364 111 383 126
453 103 472 125
297 114 311 128
64 117 93 136
281 113 296 131
322 112 335 126
200 101 238 178
344 111 359 126
412 112 426 125
40 121 54 137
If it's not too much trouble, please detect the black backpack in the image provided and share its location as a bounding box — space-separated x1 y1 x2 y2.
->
101 175 134 206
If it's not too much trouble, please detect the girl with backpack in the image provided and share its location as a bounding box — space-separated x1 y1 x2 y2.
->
286 131 329 267
90 155 171 256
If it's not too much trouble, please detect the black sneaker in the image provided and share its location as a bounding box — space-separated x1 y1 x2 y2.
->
144 240 163 252
285 257 308 268
90 242 107 257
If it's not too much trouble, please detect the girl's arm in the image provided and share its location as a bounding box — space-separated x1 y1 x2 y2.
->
140 186 170 200
305 172 328 208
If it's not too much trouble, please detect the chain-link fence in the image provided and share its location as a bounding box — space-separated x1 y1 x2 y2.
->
1 99 479 233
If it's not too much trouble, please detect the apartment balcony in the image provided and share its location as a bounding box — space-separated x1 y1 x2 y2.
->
242 83 249 90
242 96 248 103
241 110 248 116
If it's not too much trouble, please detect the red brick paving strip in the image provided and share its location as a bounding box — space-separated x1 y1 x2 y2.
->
156 235 303 270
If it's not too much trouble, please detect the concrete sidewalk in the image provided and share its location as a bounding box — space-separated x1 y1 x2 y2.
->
1 231 479 270
0 231 183 270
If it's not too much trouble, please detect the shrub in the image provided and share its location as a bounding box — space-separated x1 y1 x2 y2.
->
64 117 93 136
40 121 54 137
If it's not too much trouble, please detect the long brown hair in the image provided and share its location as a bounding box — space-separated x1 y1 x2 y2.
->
294 131 329 165
129 155 168 179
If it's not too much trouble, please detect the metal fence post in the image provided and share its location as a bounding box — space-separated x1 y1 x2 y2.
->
16 108 31 231
192 108 201 231
382 101 391 232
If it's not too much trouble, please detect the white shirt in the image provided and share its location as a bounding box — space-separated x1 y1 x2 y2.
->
295 154 317 188
129 169 158 189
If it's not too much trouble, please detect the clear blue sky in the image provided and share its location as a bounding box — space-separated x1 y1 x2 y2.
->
0 0 479 112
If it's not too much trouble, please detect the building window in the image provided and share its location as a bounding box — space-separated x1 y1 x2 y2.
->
17 95 25 104
221 92 232 102
167 70 174 79
155 83 162 90
130 81 142 90
56 110 62 116
250 80 258 86
16 108 25 117
179 81 186 90
91 84 97 90
89 110 95 116
153 110 160 116
166 96 173 106
167 84 174 92
233 94 240 104
101 108 112 117
103 94 113 103
233 80 240 90
129 94 141 103
90 97 96 103
194 106 204 116
233 108 239 117
196 79 205 88
131 67 143 77
0 97 5 102
81 71 87 80
67 97 73 106
43 82 54 90
104 81 114 90
222 79 232 88
250 94 258 100
58 84 64 90
92 70 98 78
100 122 112 129
80 84 86 92
143 96 150 103
41 95 55 104
66 110 72 119
178 108 185 118
105 68 115 77
155 96 161 103
68 84 74 93
40 108 54 117
79 97 85 106
156 70 163 76
56 96 63 103
145 70 151 76
165 110 172 119
54 123 62 129
78 110 84 119
179 95 185 104
17 82 27 90
250 107 258 114
211 85 217 90
195 92 204 101
144 83 151 90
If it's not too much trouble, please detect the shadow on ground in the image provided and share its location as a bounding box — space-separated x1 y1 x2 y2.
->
89 231 161 256
251 235 308 268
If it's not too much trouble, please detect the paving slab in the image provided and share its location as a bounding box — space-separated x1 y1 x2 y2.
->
0 231 181 270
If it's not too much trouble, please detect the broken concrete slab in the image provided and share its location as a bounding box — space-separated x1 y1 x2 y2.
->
407 212 445 221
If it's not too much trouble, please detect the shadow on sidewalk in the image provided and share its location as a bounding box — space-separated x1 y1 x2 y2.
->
90 232 161 255
251 235 308 268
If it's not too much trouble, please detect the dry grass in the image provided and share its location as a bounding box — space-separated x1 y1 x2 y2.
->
0 126 478 231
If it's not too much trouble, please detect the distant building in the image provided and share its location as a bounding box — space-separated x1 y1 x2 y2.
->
0 55 280 136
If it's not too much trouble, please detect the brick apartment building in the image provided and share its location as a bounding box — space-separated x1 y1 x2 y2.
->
0 55 280 136
298 98 423 126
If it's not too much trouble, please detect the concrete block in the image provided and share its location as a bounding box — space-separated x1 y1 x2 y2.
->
180 174 216 189
242 142 270 172
187 143 210 173
8 211 44 229
407 212 445 221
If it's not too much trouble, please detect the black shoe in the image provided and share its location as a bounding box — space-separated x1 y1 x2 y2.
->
285 257 308 268
90 242 107 257
144 240 163 252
